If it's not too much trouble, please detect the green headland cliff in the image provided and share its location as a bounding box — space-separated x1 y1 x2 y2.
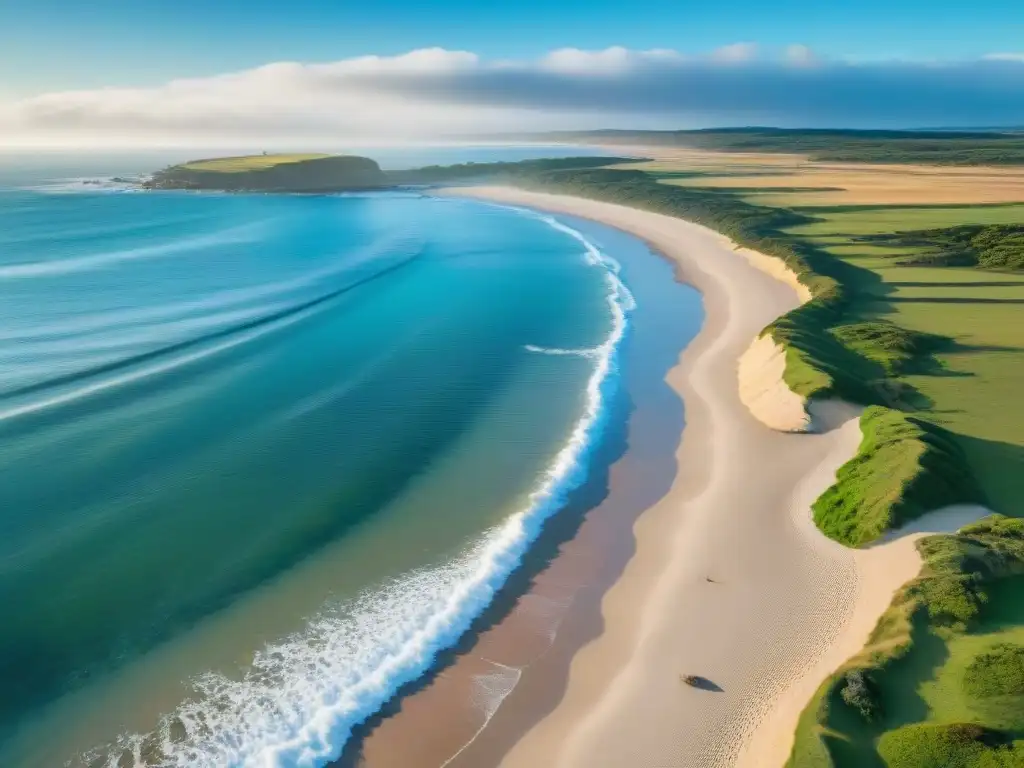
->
145 153 389 192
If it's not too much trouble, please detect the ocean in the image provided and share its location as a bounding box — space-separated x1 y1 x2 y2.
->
0 149 700 767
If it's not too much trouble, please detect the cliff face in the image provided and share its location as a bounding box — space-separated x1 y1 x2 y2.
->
146 155 389 192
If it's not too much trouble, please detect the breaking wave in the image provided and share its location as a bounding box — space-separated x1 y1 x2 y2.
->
77 209 633 768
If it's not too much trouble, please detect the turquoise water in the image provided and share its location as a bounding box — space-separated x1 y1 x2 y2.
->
0 164 636 766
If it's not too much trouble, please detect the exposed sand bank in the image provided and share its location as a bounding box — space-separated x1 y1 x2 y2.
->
737 335 810 433
434 186 981 768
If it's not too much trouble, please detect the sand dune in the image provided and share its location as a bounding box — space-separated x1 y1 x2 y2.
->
438 187 981 768
738 335 810 433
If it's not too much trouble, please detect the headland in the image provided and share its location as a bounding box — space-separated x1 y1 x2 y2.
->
144 153 389 192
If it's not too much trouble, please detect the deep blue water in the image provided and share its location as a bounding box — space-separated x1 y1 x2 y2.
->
0 155 640 766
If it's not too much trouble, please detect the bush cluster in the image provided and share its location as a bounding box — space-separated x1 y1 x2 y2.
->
839 669 882 721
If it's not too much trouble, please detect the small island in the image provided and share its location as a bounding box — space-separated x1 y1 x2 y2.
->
144 153 389 193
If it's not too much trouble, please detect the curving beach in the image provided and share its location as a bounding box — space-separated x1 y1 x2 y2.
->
433 187 982 768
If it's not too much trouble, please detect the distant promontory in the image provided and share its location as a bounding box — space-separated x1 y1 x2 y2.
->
144 153 389 193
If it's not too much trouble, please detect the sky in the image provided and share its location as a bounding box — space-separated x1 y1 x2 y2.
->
1 0 1023 146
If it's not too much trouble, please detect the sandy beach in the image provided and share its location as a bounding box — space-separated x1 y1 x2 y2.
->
425 186 982 768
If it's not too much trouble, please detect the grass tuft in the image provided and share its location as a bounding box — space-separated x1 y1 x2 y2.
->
877 722 1018 768
812 407 982 547
865 224 1024 270
830 322 948 376
964 644 1024 698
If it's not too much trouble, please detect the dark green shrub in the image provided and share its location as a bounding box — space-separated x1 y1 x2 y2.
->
878 722 1015 768
839 669 882 721
964 644 1024 698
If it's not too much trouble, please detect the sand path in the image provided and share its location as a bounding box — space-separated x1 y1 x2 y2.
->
436 187 981 768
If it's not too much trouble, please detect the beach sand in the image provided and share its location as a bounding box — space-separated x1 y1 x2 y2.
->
424 187 983 768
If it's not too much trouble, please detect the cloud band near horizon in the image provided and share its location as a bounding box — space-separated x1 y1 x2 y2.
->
3 46 1024 147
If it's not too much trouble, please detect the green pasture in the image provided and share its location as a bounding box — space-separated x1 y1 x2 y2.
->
781 204 1024 513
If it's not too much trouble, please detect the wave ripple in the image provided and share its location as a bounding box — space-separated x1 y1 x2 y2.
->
77 209 632 768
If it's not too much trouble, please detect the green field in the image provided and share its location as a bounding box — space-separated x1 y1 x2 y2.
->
179 153 330 172
788 519 1024 768
781 204 1024 513
539 127 1024 165
787 204 1024 236
738 197 1024 767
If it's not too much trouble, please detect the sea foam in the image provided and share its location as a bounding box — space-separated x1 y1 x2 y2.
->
80 208 633 768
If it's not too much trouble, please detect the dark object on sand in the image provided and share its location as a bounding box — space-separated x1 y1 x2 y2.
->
679 673 725 692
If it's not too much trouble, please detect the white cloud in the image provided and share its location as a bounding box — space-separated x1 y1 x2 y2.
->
540 47 635 74
539 46 685 75
327 48 479 73
985 52 1024 62
710 42 759 63
2 46 1024 148
784 45 819 66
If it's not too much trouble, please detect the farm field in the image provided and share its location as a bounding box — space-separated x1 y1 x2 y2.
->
613 148 1024 205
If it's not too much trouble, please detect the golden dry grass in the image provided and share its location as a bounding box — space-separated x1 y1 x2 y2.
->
180 154 330 173
609 147 1024 205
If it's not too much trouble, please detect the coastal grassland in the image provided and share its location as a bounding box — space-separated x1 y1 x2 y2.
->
179 153 330 172
811 407 980 547
780 204 1024 514
551 128 1024 166
744 197 1024 765
625 152 1024 766
385 155 639 184
787 516 1024 768
619 151 1024 206
787 204 1024 236
860 224 1024 270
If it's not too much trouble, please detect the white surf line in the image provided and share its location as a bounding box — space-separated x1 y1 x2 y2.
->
524 344 603 357
75 200 634 768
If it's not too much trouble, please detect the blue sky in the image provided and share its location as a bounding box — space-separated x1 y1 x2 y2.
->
3 0 1023 96
1 0 1023 145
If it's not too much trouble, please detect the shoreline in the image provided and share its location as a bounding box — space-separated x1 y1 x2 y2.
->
423 186 981 768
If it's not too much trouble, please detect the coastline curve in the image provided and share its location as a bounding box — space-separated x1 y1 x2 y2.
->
432 186 985 768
